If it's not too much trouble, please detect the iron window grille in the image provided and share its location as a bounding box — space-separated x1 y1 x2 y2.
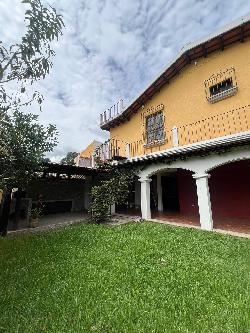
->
145 111 165 145
204 68 238 103
209 78 233 96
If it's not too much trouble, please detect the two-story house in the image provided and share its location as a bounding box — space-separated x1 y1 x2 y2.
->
98 14 250 233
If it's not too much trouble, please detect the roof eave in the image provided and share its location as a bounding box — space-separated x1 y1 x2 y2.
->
101 13 250 131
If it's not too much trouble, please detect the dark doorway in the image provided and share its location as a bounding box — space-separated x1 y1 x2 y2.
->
162 174 180 212
41 201 73 215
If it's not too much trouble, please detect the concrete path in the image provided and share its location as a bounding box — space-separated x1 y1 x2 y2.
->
7 212 250 239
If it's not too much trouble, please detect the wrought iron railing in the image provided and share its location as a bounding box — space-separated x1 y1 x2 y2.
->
177 105 250 146
95 139 121 162
96 105 250 161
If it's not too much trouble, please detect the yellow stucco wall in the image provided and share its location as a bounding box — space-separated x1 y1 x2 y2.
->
80 141 100 158
110 39 250 157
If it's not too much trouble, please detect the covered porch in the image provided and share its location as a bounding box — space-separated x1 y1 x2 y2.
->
117 146 250 235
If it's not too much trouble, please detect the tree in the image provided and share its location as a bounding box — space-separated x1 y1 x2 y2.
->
0 111 57 190
61 152 78 166
89 166 135 224
0 0 64 112
42 157 51 163
0 0 64 236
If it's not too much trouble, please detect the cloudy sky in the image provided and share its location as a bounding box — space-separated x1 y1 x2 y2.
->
1 0 250 160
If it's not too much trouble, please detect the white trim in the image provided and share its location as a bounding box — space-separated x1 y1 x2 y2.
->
193 173 211 180
122 131 250 164
138 145 250 179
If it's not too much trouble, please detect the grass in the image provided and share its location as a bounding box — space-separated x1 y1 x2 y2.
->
0 222 249 333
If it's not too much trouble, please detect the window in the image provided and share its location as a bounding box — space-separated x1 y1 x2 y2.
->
204 68 238 103
145 111 165 145
209 78 233 96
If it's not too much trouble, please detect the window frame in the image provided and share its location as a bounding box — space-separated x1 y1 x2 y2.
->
144 110 165 146
204 67 238 104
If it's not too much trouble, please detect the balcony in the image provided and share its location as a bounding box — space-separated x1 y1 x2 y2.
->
100 99 125 126
94 139 124 162
96 105 250 162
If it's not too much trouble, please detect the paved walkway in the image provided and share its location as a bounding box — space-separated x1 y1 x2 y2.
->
8 212 250 239
8 212 88 235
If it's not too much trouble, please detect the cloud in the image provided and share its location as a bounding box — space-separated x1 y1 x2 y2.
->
1 0 250 160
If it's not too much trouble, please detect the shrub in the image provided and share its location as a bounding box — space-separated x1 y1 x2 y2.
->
89 168 135 224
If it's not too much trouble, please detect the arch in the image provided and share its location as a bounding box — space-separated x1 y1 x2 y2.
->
138 146 250 180
205 153 250 172
209 159 250 231
138 162 195 181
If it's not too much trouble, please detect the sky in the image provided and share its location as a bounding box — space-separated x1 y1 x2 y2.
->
1 0 250 161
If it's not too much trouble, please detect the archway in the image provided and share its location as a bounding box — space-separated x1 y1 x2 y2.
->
148 168 200 227
209 159 250 233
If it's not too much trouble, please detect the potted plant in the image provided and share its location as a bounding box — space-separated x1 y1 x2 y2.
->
29 206 43 228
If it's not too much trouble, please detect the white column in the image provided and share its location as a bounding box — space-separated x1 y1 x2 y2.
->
193 173 213 230
125 143 130 159
110 203 116 215
139 177 152 220
172 126 179 147
157 174 163 212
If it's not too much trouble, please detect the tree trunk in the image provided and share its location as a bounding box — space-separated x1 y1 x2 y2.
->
0 191 12 237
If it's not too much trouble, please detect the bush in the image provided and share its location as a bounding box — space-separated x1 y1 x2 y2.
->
89 168 135 224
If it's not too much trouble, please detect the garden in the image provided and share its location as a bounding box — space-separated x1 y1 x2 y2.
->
0 222 249 333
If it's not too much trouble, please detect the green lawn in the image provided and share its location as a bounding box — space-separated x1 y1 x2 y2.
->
0 222 249 333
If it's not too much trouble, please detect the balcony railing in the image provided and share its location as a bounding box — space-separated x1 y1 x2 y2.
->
177 105 249 146
96 105 250 161
100 99 125 126
95 139 122 162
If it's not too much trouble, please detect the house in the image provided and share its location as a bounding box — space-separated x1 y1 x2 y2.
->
97 14 250 232
74 140 102 168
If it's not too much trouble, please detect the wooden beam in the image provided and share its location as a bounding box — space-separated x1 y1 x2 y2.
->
220 36 224 51
185 52 191 64
203 44 207 58
240 26 245 43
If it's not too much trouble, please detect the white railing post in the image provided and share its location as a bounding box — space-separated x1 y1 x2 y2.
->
125 143 130 159
172 126 179 147
91 154 95 168
107 141 110 160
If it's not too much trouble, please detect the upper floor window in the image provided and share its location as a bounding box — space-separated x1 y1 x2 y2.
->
209 78 233 96
146 111 165 145
204 67 238 103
